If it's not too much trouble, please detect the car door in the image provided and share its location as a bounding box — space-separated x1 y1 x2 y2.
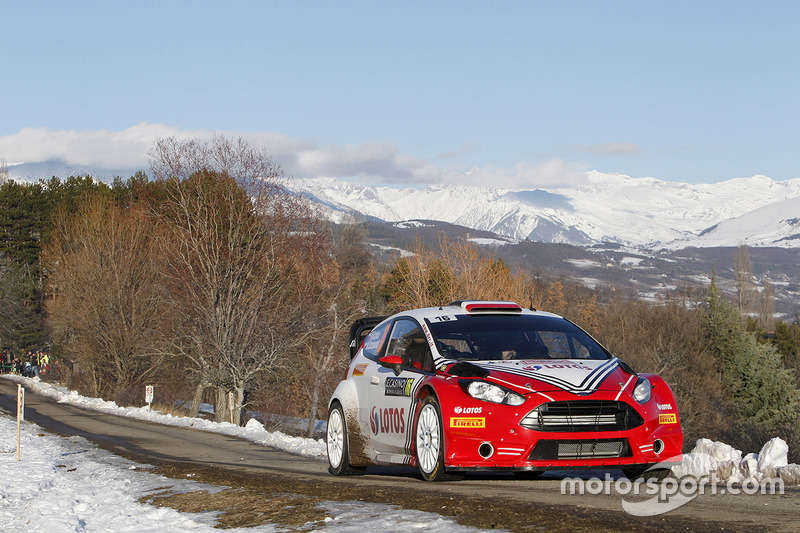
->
363 318 432 463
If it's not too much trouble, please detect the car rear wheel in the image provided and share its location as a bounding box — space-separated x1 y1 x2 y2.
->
415 396 447 481
326 402 363 476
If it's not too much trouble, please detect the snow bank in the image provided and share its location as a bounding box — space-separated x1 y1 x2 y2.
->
2 374 327 459
0 416 229 532
0 416 484 532
673 438 800 486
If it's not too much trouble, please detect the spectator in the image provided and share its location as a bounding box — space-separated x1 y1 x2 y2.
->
1 350 13 373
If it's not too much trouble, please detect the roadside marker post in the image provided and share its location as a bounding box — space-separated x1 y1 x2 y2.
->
145 385 154 410
16 384 24 461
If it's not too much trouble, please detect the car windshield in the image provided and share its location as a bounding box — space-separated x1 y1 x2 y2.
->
425 314 610 361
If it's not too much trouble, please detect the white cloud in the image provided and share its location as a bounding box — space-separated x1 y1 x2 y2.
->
0 123 208 169
450 160 590 189
284 141 441 184
0 124 591 189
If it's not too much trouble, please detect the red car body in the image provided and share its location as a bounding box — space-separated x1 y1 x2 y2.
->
326 301 683 481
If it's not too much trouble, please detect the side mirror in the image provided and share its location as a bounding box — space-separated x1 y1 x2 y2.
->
379 355 403 376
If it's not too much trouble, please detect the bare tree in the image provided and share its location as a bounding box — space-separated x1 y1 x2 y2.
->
384 234 540 312
43 197 169 397
150 135 328 425
735 244 756 315
758 278 776 331
292 221 382 436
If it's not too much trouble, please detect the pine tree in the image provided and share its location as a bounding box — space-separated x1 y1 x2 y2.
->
703 277 800 446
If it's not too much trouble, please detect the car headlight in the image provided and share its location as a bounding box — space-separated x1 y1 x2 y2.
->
467 381 525 406
632 377 651 404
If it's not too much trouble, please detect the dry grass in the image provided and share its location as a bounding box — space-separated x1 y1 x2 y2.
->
144 488 331 530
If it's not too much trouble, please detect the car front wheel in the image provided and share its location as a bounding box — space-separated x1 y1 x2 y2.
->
415 396 447 481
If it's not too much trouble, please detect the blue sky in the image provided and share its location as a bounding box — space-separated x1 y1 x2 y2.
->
2 1 799 188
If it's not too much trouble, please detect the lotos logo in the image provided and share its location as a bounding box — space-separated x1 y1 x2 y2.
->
371 406 406 435
454 406 483 414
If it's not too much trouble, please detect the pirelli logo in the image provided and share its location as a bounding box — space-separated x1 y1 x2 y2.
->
659 413 677 424
450 417 485 429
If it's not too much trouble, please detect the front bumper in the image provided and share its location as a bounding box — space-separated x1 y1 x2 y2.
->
441 394 683 471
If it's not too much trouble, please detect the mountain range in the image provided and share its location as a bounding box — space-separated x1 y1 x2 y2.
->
7 160 800 315
8 160 800 251
290 172 800 250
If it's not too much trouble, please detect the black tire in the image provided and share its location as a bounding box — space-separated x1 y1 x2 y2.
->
415 396 447 481
326 402 364 476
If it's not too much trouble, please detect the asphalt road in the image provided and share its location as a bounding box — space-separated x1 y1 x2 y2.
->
2 377 798 532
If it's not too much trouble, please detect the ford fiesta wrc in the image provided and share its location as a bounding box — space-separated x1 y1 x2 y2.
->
326 301 683 481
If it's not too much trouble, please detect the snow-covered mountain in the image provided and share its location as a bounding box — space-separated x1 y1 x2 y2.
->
665 196 800 249
291 172 800 250
6 160 140 184
8 159 799 250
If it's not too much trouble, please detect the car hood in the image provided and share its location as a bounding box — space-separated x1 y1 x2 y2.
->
472 358 631 395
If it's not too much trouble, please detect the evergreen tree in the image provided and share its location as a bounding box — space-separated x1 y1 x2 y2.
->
0 180 49 277
0 180 50 351
703 278 800 447
772 321 800 387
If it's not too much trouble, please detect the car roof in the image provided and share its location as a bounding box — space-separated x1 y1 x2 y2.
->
388 300 564 323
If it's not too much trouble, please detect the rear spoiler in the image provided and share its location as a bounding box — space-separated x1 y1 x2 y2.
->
349 316 388 359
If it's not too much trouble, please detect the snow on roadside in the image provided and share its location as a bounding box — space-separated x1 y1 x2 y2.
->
674 438 800 486
0 416 247 532
2 374 327 459
0 416 490 532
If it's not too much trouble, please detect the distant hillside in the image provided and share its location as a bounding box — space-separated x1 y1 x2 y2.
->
354 219 800 319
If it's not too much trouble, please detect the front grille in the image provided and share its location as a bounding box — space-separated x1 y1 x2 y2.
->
529 438 631 460
520 400 643 432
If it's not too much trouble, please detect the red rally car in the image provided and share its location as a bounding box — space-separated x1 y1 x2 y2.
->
326 301 683 481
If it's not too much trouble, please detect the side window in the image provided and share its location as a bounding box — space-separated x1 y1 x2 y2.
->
362 322 391 361
386 319 432 372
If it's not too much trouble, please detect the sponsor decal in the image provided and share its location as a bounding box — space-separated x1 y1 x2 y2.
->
659 413 678 424
453 406 483 414
421 322 435 349
480 358 621 394
450 417 486 428
363 337 381 351
370 406 406 435
385 377 415 397
657 403 673 411
352 364 368 377
523 363 592 372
